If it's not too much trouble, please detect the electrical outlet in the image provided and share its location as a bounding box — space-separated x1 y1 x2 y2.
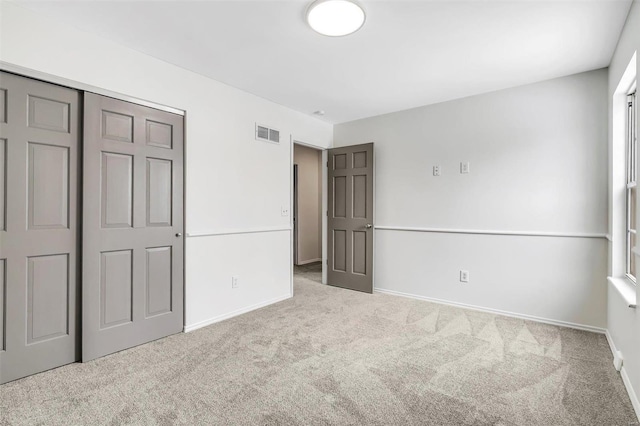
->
433 165 441 176
281 205 289 216
460 270 469 283
232 276 239 289
460 162 470 174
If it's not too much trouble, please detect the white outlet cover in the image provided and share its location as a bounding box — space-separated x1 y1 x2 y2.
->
232 276 239 288
460 162 470 174
281 206 289 216
433 165 441 176
460 270 469 282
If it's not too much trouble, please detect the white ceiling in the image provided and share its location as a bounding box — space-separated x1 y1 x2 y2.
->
16 0 632 123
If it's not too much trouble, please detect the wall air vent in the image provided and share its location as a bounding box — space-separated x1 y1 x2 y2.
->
269 129 280 143
256 125 269 140
256 123 280 144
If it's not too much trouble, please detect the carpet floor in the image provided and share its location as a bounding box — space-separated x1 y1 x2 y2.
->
0 271 636 425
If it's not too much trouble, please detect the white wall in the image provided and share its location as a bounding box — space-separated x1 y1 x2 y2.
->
335 69 608 330
607 0 640 418
0 2 333 330
294 144 322 264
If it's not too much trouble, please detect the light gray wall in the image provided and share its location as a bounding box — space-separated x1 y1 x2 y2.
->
607 0 640 418
294 144 322 264
334 69 608 330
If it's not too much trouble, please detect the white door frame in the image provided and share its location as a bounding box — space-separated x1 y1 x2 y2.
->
290 137 328 296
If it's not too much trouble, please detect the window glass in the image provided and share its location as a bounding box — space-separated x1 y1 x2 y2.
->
626 90 637 282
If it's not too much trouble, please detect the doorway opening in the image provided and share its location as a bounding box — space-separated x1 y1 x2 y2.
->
293 143 324 285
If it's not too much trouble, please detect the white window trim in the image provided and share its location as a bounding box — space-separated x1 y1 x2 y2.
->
625 89 637 284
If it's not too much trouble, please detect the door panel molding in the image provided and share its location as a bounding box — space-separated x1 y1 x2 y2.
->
100 152 134 228
145 246 173 318
27 95 71 133
146 157 173 227
27 254 70 344
27 142 70 230
99 249 134 329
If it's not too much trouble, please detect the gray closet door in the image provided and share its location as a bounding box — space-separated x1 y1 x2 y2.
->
0 71 81 384
327 143 374 293
83 93 184 362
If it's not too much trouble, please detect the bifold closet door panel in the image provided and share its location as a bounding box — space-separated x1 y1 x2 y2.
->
82 93 184 362
0 71 81 384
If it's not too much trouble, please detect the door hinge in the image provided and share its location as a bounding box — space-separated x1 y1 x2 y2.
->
326 161 329 168
326 211 328 216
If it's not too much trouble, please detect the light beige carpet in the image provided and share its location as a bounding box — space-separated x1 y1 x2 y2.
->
0 273 636 425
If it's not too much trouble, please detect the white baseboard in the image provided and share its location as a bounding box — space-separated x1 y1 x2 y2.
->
605 329 618 353
184 293 292 333
605 331 640 421
605 330 624 371
296 258 322 266
621 366 640 422
374 287 606 334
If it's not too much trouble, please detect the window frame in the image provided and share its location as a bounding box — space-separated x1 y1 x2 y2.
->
626 87 637 283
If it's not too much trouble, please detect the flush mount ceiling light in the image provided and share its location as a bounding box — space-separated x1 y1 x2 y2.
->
306 0 366 37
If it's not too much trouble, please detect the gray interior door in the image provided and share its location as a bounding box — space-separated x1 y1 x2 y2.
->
83 93 184 362
293 164 299 265
0 72 81 383
327 143 374 293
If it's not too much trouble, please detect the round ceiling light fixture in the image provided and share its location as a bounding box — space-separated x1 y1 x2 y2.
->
306 0 366 37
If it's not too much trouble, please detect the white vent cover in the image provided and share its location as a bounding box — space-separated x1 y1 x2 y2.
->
256 123 280 144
